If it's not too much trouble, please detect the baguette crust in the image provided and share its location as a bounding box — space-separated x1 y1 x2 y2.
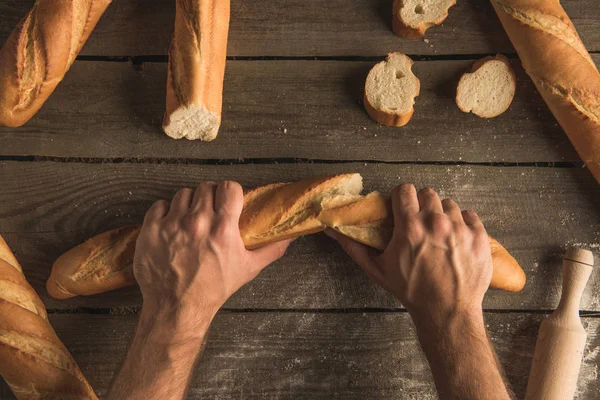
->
163 0 231 141
0 236 97 399
491 0 600 183
47 226 140 299
392 0 457 39
49 175 526 298
0 0 112 127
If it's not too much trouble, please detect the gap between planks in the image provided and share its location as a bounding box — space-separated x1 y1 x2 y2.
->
0 155 586 169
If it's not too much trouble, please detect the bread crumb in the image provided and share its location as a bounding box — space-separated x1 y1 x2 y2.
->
423 39 429 43
283 128 287 133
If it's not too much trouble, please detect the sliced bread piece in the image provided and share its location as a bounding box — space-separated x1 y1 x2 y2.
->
364 53 421 127
456 54 516 118
392 0 456 39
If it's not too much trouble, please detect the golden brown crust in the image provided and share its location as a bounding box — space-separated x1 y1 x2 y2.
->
0 235 97 399
163 0 231 140
364 94 416 127
0 0 112 127
491 0 600 183
47 226 140 299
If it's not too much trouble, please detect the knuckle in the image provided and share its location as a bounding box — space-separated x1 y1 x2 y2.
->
175 188 192 198
418 187 437 197
222 180 241 192
212 220 234 239
403 215 424 235
399 183 415 193
442 198 457 208
430 213 451 232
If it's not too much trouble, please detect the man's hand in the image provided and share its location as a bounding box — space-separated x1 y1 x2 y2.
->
134 181 291 336
108 181 291 400
328 184 492 327
328 184 511 400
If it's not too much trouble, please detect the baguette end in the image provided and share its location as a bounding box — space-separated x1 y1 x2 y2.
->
163 104 221 141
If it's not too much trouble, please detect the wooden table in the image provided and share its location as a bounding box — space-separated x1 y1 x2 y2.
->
1 0 600 398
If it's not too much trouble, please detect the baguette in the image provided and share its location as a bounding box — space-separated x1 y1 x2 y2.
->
392 0 456 39
0 0 112 128
491 0 600 183
364 53 420 127
0 235 97 399
456 54 516 118
48 174 526 298
318 192 527 292
162 0 231 141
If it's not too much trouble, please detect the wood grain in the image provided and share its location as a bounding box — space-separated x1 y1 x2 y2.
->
1 161 598 311
1 58 594 162
1 312 599 399
1 0 599 56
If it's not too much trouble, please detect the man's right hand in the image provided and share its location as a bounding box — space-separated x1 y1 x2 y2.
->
327 184 492 326
327 184 511 399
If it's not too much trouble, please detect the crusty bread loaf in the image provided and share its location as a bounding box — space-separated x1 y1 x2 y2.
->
0 235 98 399
456 54 516 118
364 53 421 127
162 0 231 141
392 0 456 39
48 174 526 298
0 0 112 128
491 0 600 183
319 192 527 292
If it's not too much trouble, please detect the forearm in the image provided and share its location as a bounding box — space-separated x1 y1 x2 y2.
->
414 309 512 400
107 305 216 400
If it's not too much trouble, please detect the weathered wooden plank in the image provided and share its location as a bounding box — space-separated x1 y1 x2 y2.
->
0 161 598 311
1 0 599 56
0 58 593 162
1 312 599 399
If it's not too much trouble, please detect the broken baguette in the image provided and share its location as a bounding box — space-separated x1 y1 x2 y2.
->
456 54 516 118
364 53 421 127
47 174 526 299
319 192 527 293
162 0 231 141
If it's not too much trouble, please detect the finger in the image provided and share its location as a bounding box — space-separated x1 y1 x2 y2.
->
215 181 244 221
191 182 217 214
143 200 169 224
166 188 194 218
442 198 464 224
417 187 443 214
249 239 293 273
462 209 485 231
391 184 420 226
325 229 382 278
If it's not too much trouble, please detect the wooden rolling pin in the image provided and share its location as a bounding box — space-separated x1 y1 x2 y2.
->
525 247 594 400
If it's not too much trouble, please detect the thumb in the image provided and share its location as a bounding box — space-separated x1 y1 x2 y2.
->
249 239 293 274
325 229 382 280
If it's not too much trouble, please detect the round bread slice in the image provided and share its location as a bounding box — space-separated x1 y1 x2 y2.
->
392 0 457 39
364 53 421 127
456 54 516 118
